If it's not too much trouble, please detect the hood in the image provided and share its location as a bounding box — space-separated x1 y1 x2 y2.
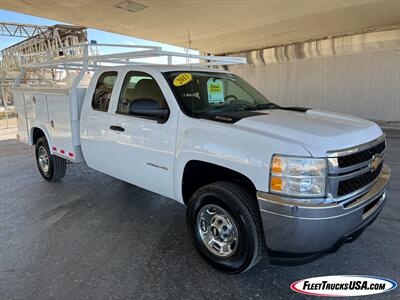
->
234 109 383 157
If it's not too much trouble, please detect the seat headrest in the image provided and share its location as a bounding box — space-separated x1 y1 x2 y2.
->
133 79 165 102
123 88 136 100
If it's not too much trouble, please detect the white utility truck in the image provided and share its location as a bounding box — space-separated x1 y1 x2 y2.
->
13 44 390 273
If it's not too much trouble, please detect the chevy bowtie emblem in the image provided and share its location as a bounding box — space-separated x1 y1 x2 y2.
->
370 154 382 172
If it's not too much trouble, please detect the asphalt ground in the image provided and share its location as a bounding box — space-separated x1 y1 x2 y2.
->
0 129 399 299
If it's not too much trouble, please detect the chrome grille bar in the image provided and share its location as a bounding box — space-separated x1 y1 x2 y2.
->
327 135 386 201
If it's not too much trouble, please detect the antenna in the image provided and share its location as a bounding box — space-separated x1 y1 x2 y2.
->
188 29 192 67
188 29 195 117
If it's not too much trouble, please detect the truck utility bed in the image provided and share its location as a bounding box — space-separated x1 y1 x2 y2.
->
13 86 87 161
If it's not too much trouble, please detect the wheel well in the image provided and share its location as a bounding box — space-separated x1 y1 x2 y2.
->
182 160 257 205
32 128 45 145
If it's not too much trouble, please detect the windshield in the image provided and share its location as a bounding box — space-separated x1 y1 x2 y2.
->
164 71 274 117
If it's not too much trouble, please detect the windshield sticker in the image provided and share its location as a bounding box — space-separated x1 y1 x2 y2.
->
207 78 224 104
173 73 193 87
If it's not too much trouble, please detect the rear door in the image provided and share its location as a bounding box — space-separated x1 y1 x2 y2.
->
80 71 118 173
106 70 177 199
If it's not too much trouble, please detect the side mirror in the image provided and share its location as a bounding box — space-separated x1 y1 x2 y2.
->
129 99 169 120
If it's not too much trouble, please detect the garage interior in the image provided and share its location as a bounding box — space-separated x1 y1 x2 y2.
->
0 0 399 299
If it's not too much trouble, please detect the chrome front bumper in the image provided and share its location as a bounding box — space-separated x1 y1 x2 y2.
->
257 164 391 254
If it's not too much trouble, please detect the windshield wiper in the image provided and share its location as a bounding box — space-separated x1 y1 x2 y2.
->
213 103 257 112
256 103 310 112
256 103 281 110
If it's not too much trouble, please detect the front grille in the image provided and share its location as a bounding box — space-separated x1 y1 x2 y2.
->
337 163 383 196
338 141 385 168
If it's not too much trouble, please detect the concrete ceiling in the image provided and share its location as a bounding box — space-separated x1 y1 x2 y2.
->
1 0 400 54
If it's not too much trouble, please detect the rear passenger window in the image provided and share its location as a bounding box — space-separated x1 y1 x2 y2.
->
92 72 117 112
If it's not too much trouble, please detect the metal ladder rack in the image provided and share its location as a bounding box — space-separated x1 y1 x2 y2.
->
19 43 247 70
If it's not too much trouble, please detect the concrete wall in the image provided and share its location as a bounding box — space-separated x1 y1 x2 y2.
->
227 28 400 122
229 51 400 121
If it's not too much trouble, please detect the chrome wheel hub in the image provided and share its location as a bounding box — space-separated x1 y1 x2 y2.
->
197 204 239 258
38 146 50 173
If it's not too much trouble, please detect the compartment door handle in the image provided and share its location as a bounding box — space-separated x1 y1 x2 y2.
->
110 125 125 132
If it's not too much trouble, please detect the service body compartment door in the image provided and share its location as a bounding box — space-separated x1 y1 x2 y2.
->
23 93 34 133
12 90 29 143
47 94 74 158
23 92 48 131
32 94 48 123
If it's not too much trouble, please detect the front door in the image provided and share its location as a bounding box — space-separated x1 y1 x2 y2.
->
106 70 177 199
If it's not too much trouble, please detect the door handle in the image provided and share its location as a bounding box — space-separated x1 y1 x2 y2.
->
110 125 125 132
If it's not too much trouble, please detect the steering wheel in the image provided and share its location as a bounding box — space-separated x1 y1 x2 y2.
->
224 94 238 103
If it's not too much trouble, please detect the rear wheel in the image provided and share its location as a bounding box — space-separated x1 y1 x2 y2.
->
35 136 66 182
186 181 264 273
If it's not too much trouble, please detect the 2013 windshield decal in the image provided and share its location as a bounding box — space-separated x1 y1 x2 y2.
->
291 275 397 297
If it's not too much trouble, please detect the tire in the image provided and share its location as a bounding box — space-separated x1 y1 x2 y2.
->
186 181 264 274
35 136 67 182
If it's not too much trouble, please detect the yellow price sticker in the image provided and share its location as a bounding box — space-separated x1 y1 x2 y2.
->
173 73 193 87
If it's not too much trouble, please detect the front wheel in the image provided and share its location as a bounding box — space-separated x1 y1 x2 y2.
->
186 182 264 274
35 136 66 182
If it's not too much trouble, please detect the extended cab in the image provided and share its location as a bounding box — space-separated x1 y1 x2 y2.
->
13 46 390 273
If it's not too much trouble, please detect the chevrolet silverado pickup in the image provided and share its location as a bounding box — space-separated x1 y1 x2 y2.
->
13 45 390 273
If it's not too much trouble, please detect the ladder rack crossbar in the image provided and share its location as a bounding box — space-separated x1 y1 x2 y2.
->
19 43 246 69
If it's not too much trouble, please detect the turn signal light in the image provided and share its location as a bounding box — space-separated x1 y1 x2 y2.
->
272 156 282 174
270 176 283 192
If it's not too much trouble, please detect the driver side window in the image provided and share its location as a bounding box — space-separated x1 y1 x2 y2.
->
92 71 117 112
117 71 167 115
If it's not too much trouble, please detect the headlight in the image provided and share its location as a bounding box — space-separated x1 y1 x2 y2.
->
269 155 327 197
